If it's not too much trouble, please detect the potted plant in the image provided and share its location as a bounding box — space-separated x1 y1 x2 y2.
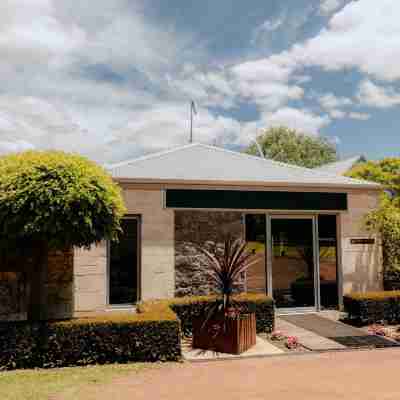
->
192 237 257 354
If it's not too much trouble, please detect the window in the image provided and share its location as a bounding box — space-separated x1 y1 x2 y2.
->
318 215 338 308
108 217 140 305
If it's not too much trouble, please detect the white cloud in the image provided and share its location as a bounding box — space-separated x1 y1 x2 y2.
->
0 0 85 69
252 16 285 44
329 109 347 119
319 0 346 16
0 0 214 162
103 103 243 162
260 107 330 135
348 111 371 120
1 0 390 162
319 93 352 110
357 80 400 108
289 0 400 81
166 68 236 109
231 55 304 110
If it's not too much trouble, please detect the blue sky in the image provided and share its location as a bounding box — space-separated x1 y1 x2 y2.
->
0 0 399 163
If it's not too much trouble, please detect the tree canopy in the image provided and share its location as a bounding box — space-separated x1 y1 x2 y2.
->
348 158 400 281
347 158 400 204
0 151 126 320
245 126 337 168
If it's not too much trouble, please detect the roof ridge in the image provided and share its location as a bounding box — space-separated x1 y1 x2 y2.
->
195 143 370 185
106 142 198 169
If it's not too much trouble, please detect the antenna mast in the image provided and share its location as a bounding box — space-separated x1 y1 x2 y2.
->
190 100 197 143
254 129 265 158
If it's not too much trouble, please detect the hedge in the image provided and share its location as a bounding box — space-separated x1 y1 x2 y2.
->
0 294 274 370
0 308 181 371
344 291 400 324
139 293 275 336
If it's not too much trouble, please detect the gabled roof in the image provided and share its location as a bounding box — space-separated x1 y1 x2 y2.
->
107 143 380 189
314 156 364 176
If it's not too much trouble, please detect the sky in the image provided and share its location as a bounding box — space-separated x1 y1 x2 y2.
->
0 0 399 163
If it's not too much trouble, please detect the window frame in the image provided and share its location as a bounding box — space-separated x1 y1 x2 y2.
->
106 214 142 307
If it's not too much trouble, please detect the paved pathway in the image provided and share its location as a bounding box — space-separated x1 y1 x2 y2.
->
71 348 400 400
183 335 283 361
276 317 346 350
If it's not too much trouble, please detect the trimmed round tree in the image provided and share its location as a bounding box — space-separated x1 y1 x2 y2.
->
0 151 126 321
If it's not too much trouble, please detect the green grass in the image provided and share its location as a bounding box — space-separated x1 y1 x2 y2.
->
0 363 152 400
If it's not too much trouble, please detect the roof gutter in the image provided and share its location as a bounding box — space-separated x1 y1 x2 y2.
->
112 177 383 191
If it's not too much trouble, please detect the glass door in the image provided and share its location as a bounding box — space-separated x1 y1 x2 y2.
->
270 216 317 310
244 214 267 294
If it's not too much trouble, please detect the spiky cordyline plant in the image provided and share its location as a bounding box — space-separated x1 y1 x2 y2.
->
198 237 256 321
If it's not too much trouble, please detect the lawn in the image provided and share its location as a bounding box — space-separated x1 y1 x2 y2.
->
0 363 152 400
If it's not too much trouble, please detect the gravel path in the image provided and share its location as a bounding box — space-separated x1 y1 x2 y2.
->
61 348 400 400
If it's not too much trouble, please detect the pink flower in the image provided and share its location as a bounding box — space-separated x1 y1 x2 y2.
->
368 325 386 336
285 336 299 349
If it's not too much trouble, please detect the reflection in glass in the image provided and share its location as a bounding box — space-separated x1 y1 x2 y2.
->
109 218 139 304
245 214 267 293
318 215 338 308
271 218 315 308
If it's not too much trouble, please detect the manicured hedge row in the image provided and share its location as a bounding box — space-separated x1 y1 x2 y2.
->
344 291 400 324
1 294 274 370
139 294 275 336
0 309 181 371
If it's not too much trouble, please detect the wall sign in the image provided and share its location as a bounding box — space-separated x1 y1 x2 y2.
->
350 238 375 245
165 189 348 211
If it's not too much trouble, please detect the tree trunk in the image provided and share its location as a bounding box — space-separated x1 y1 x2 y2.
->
27 242 48 321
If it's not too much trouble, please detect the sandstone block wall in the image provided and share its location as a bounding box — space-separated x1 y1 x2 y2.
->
340 190 383 293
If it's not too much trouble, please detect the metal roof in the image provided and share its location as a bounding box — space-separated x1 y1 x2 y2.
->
314 156 364 176
107 143 380 189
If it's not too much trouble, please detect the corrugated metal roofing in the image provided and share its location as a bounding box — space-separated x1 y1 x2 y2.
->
107 143 380 189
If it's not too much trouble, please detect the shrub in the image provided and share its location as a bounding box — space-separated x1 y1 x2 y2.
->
343 291 400 324
0 308 181 371
139 294 274 336
0 151 126 321
348 159 400 286
0 294 274 370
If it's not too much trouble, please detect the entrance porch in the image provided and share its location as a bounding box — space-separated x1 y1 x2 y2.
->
175 210 340 313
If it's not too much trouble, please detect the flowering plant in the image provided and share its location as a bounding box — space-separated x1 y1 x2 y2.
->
285 336 299 349
368 324 387 336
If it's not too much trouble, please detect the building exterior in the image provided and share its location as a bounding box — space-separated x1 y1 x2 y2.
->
0 144 383 319
73 143 382 315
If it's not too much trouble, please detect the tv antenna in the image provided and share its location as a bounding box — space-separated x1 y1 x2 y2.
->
189 100 197 143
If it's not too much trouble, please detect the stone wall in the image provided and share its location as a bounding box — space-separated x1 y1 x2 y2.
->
0 248 73 321
175 211 245 297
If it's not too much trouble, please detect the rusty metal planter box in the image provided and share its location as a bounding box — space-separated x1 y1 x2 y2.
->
192 313 256 354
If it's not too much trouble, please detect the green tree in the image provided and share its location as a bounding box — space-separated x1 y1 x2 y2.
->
245 126 337 168
348 158 400 282
0 151 126 321
347 158 400 204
